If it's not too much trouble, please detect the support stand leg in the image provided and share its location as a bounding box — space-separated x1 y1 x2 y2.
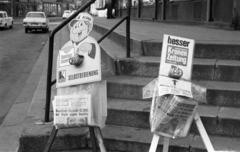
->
149 134 160 152
163 137 170 152
43 126 58 152
194 113 215 152
89 126 98 152
94 127 107 152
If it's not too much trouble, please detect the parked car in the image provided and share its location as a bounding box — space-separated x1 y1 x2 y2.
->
0 11 13 29
23 11 49 33
69 10 77 16
62 10 71 19
47 11 57 17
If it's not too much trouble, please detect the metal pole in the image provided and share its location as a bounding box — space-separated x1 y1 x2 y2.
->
43 126 58 152
154 0 158 20
126 0 131 58
45 34 54 122
206 0 211 22
162 0 166 20
89 127 98 152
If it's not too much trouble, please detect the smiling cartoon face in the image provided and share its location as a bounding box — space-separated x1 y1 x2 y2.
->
69 12 93 43
70 20 89 42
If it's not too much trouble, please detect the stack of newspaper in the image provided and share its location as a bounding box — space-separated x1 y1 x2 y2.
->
150 94 198 138
53 80 107 129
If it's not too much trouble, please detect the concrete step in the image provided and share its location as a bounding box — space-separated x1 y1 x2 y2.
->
93 30 240 82
106 75 240 107
93 23 240 60
101 125 240 152
107 54 240 82
106 98 240 137
18 124 89 152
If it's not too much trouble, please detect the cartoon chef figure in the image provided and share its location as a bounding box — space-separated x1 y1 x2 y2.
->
57 12 101 88
61 12 99 67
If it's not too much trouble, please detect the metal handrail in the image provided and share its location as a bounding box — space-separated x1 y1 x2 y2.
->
97 16 128 43
44 0 132 122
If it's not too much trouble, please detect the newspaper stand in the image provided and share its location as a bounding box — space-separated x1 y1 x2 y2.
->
146 35 215 152
43 126 106 152
149 113 215 152
43 13 107 152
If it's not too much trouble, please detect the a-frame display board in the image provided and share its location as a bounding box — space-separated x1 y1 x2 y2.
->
148 35 215 152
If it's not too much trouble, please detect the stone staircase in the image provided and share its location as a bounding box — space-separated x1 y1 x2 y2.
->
90 21 240 152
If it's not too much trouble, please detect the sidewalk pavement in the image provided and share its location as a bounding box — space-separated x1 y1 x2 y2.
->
1 16 240 152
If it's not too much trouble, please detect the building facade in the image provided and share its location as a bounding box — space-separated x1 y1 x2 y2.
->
14 0 41 17
0 0 12 15
0 0 75 17
116 0 240 29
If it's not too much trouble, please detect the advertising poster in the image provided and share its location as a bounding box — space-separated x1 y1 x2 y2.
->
159 34 195 81
158 34 195 97
56 12 101 88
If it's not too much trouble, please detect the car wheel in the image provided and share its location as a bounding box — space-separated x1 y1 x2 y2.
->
4 24 7 30
44 27 49 33
25 28 28 33
10 22 13 28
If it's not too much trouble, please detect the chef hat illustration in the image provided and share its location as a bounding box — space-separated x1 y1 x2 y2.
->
69 12 93 28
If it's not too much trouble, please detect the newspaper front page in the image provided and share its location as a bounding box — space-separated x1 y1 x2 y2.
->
53 94 92 129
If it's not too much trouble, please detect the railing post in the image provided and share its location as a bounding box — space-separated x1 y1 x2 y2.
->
45 33 54 122
126 0 132 58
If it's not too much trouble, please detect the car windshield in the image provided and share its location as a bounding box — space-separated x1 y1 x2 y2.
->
0 13 3 18
27 13 45 18
64 11 70 14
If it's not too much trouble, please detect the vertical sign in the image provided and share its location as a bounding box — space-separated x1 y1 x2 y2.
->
158 34 195 97
56 13 101 88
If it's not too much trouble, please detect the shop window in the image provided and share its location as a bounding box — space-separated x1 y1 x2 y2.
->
122 0 139 9
142 0 155 6
172 3 178 19
122 0 127 8
193 1 202 20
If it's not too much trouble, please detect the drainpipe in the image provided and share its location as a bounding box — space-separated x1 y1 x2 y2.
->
233 0 238 29
206 0 210 22
11 0 14 16
162 0 166 20
154 0 158 20
138 0 141 18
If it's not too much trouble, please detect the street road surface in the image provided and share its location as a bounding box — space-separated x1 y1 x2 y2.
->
0 18 64 125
